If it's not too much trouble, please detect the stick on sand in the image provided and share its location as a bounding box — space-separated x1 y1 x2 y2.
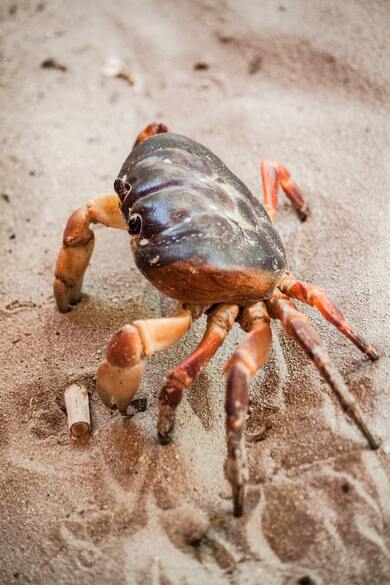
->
64 383 91 437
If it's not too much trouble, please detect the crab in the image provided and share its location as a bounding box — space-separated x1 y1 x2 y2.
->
54 123 380 516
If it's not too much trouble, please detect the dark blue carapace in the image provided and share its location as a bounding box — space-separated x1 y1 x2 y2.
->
115 133 287 305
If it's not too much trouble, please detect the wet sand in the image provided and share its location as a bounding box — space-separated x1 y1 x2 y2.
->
0 1 389 584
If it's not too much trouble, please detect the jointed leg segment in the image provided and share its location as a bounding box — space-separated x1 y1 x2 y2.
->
53 194 127 312
224 302 272 516
157 304 239 443
267 294 380 449
279 273 379 360
96 307 193 413
261 160 309 221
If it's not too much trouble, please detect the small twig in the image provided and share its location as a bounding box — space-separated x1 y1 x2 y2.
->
64 384 91 437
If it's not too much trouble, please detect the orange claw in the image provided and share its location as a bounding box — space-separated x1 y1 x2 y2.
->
97 308 193 413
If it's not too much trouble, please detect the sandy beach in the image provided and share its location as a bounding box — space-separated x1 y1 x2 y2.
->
0 1 389 583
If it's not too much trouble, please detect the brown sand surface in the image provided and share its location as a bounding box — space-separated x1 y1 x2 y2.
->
1 1 390 584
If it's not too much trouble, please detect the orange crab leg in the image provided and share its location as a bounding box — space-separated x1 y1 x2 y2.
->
260 160 309 221
267 294 381 449
133 122 169 148
158 304 239 444
279 273 379 361
224 302 272 516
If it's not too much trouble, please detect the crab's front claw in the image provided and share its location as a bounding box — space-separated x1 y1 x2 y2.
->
96 309 193 413
53 277 84 313
96 325 145 413
53 207 96 312
53 234 94 312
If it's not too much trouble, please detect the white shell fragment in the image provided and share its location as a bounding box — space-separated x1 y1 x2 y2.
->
102 56 134 85
102 56 124 77
64 383 91 438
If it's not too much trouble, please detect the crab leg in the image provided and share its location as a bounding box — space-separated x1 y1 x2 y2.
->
224 302 272 516
96 306 194 413
279 273 379 361
158 304 239 444
53 193 127 313
133 122 169 148
267 294 381 449
260 160 309 221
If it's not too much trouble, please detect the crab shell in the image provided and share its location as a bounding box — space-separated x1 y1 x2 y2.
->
116 133 287 306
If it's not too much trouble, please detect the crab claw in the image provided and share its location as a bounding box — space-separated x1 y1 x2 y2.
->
96 325 145 413
96 309 193 413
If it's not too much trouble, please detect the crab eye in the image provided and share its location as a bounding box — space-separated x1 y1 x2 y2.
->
128 213 142 235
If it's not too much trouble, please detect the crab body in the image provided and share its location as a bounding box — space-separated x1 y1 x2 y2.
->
54 123 379 517
115 133 287 305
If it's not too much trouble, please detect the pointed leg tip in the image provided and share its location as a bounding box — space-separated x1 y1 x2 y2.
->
348 404 382 451
368 348 380 361
158 431 172 445
368 435 382 450
233 505 244 518
298 207 310 222
232 486 245 517
157 402 177 445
